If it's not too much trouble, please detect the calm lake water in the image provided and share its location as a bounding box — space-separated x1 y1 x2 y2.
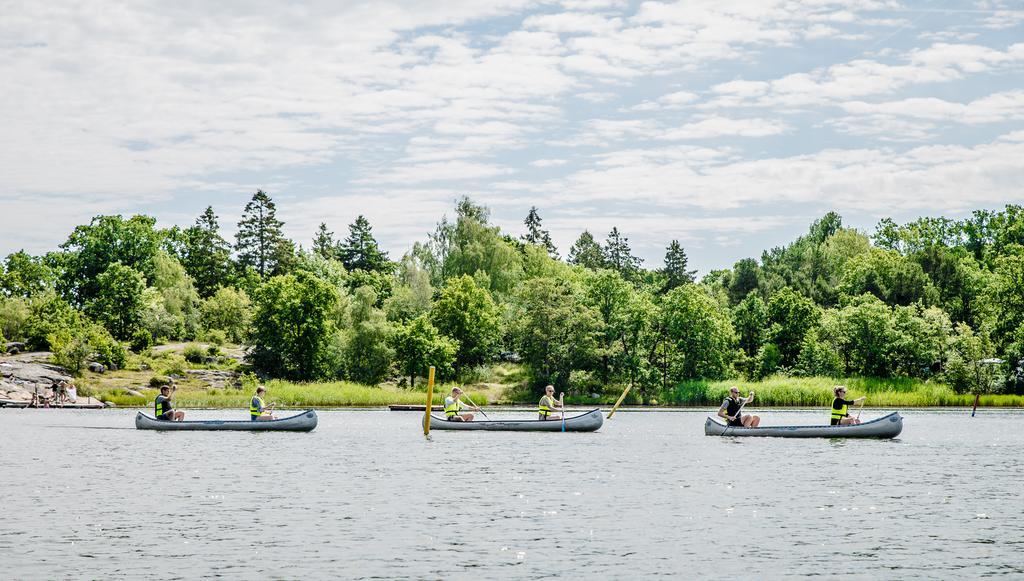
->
0 408 1021 579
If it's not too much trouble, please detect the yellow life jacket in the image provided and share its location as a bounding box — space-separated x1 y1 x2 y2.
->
250 395 266 420
155 396 171 418
444 398 461 418
538 395 555 418
831 398 848 421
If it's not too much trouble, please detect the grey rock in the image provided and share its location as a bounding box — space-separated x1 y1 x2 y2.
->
87 362 106 373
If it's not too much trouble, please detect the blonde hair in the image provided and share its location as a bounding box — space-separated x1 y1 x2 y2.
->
833 385 846 396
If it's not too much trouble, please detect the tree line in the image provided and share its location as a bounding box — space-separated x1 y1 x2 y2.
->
1 191 1022 399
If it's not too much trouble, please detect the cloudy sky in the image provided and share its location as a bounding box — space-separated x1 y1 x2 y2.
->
2 0 1023 273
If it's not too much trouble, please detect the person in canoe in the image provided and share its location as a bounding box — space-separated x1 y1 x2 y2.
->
250 386 277 421
831 386 866 425
154 385 185 421
444 387 480 422
538 384 564 421
718 386 760 428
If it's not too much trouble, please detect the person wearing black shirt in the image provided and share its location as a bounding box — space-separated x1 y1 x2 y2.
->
718 386 760 427
830 386 865 425
154 385 185 421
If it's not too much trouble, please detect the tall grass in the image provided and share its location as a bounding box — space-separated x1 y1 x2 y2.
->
99 379 473 408
661 376 1024 407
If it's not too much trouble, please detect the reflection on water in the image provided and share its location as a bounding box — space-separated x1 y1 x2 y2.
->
0 408 1021 579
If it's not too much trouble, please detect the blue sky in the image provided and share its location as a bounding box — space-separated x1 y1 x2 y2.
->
2 0 1023 274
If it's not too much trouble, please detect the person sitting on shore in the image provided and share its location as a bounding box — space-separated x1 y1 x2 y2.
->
718 386 760 428
443 387 477 422
250 386 276 421
538 384 563 421
831 386 866 425
154 385 185 421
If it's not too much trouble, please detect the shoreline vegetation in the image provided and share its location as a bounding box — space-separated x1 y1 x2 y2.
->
74 355 1023 409
3 198 1024 413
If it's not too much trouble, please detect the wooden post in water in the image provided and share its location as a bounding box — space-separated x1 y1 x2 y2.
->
423 366 435 437
607 384 632 419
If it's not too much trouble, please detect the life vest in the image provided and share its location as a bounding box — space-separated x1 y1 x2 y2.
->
154 396 171 418
250 395 266 420
538 395 555 418
444 398 461 419
831 398 848 421
724 397 742 418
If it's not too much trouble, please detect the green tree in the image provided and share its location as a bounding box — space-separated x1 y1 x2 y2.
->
58 214 162 305
567 231 606 270
0 297 31 342
838 248 938 307
392 314 458 387
430 275 501 371
343 286 395 385
661 240 696 292
142 251 201 340
521 206 559 258
428 199 523 295
513 277 601 391
312 222 338 260
727 258 761 305
181 206 233 297
583 269 633 383
942 323 996 394
86 263 146 340
603 227 642 281
662 285 735 380
201 287 252 344
985 247 1024 360
22 291 84 350
235 190 293 277
766 287 821 367
385 254 434 323
338 215 391 273
1 251 55 298
249 270 340 380
732 294 768 358
794 328 843 377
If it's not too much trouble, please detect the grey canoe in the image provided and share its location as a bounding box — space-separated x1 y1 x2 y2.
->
704 411 903 438
428 409 603 432
135 410 318 432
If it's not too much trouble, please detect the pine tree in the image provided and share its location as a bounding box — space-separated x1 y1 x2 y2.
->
312 223 338 260
338 215 391 273
521 206 559 258
603 227 641 278
235 190 290 277
182 206 232 297
568 231 606 270
662 240 696 291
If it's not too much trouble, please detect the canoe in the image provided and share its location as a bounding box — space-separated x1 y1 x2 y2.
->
135 410 318 432
428 409 603 432
704 411 903 438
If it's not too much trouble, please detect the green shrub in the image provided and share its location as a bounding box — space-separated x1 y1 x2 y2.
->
149 375 173 387
161 355 186 376
183 343 205 363
203 328 227 347
130 328 153 352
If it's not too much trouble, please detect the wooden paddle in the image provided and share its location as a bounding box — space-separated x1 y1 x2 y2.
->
855 399 865 421
560 392 566 432
463 390 489 419
721 392 750 436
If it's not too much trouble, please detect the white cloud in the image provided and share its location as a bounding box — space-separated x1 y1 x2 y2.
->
530 158 569 167
661 116 789 140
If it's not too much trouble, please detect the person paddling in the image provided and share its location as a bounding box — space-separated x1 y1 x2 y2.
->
538 384 564 421
250 386 276 421
718 386 760 428
443 387 478 422
830 386 865 425
154 385 185 421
